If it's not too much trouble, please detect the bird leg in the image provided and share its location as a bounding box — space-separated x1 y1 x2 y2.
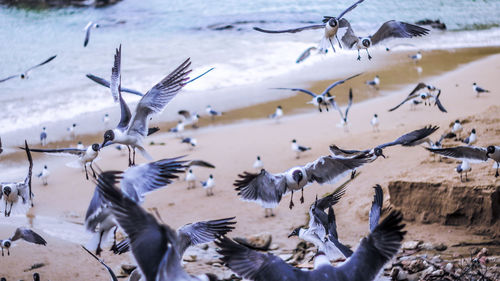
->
127 146 132 167
84 165 89 180
465 172 468 182
329 38 336 53
132 148 136 166
264 208 269 218
460 173 463 182
318 106 322 113
289 191 295 209
495 163 499 177
366 49 372 60
111 226 118 250
89 162 97 179
1 248 3 256
300 188 304 204
336 35 342 49
96 231 104 256
357 49 361 61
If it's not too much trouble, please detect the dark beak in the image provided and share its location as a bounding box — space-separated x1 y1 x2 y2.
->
288 233 295 238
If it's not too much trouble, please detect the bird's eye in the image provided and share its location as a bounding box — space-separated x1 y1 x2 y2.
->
329 19 337 27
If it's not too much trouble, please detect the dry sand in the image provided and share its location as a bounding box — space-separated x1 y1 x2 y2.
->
1 50 499 280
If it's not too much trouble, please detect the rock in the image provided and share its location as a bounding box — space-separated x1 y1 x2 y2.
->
430 255 442 263
121 264 137 275
403 240 422 250
233 232 272 251
269 243 280 250
183 255 197 262
421 242 434 250
431 269 444 276
434 243 447 251
421 266 435 276
444 262 453 273
407 259 427 273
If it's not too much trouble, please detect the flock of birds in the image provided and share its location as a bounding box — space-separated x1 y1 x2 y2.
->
0 0 498 280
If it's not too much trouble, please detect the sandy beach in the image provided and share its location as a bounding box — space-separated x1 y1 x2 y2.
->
1 47 499 280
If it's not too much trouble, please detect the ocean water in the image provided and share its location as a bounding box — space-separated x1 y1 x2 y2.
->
0 0 499 144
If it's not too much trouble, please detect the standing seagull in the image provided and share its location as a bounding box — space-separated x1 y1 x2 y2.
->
273 73 361 112
83 21 100 47
234 151 370 209
38 165 50 186
341 21 429 60
95 172 226 281
102 46 191 165
1 141 33 217
462 129 477 146
0 55 57 83
216 210 405 281
0 228 46 256
370 114 380 132
206 105 223 120
67 123 77 140
25 144 100 180
185 169 196 189
409 51 422 63
291 139 311 159
451 120 463 139
40 127 47 146
268 105 283 122
472 82 490 97
181 137 197 149
201 174 215 196
455 160 471 182
365 75 380 90
253 0 365 52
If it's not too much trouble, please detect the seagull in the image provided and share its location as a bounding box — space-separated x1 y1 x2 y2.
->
365 75 380 90
332 88 353 130
451 120 463 139
253 156 263 171
1 141 33 217
40 127 47 146
181 137 197 149
33 273 41 281
291 139 311 159
25 143 100 180
103 113 110 128
201 174 215 196
253 0 365 53
178 110 200 128
296 46 326 63
185 169 196 189
83 21 100 47
426 145 500 177
37 165 50 186
0 55 57 83
389 85 447 113
462 129 477 146
101 46 191 165
169 121 185 136
234 152 370 209
288 177 351 261
370 114 380 132
273 73 361 113
95 171 229 281
67 123 77 140
77 141 85 150
409 51 422 63
0 137 3 155
0 227 46 256
455 160 472 182
206 105 223 120
268 105 283 122
341 21 429 60
85 157 186 255
329 125 439 160
472 82 490 97
216 210 405 281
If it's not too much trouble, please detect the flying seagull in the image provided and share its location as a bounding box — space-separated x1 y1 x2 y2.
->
389 83 446 112
1 141 33 217
341 20 429 60
296 46 326 63
216 210 406 281
0 227 46 256
254 0 365 52
330 88 353 129
102 46 191 165
0 55 57 83
426 145 500 177
178 110 200 128
234 151 370 209
83 21 100 47
273 73 361 112
24 144 100 180
95 171 224 281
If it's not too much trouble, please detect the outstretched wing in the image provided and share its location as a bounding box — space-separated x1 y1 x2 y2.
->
187 160 216 169
343 88 353 121
110 45 121 102
81 246 118 281
327 206 354 258
369 185 383 232
233 170 288 208
340 20 358 49
305 155 369 185
377 125 438 148
86 74 144 96
426 146 488 163
272 87 317 98
11 227 47 245
322 73 362 96
22 141 33 204
24 55 57 73
434 90 447 113
371 21 429 46
337 0 365 19
22 147 85 156
253 24 325 34
0 75 17 83
177 217 236 255
388 93 420 112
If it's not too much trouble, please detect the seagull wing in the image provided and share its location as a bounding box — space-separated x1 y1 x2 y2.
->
327 93 345 120
327 206 354 258
337 0 365 19
296 46 316 64
22 141 33 204
86 74 144 96
233 170 288 208
127 58 191 138
187 160 216 169
407 82 427 97
371 21 429 46
110 45 121 103
253 24 325 34
272 87 317 98
95 171 169 281
328 145 366 157
177 217 236 255
216 236 307 281
22 147 86 156
388 93 420 111
343 88 353 121
305 154 369 185
81 246 118 281
120 157 186 203
369 185 383 232
84 186 110 232
177 110 191 119
24 55 57 74
322 73 362 95
377 125 439 148
309 182 348 238
11 227 47 245
0 75 18 83
340 21 358 49
426 146 488 163
434 90 447 113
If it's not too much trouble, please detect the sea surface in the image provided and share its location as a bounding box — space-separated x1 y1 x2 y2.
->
0 0 499 144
